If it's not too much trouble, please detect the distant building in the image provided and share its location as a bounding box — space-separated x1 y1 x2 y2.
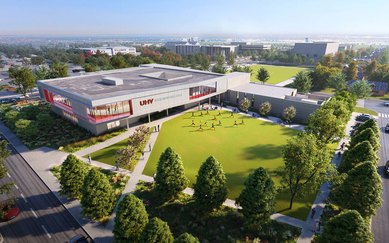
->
348 80 388 96
230 42 271 55
292 42 339 60
166 41 238 58
80 46 139 57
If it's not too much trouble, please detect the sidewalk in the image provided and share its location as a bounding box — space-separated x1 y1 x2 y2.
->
276 78 295 87
297 112 357 243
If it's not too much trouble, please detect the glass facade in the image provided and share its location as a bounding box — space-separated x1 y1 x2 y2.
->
43 89 72 111
189 82 217 100
87 100 133 123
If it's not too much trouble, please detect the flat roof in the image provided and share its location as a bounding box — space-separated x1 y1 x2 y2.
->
38 64 222 100
229 82 296 99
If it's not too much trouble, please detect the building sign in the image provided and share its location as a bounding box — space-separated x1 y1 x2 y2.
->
140 98 154 106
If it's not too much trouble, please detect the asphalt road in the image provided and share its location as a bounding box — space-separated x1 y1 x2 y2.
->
0 145 88 243
363 99 389 243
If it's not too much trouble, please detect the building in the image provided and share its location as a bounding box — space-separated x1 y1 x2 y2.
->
348 80 388 96
230 42 271 55
37 64 328 135
165 42 238 58
292 42 339 60
80 46 140 57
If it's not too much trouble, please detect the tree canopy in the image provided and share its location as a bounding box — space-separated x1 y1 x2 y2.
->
239 97 251 112
59 154 89 199
293 71 312 93
141 217 174 243
9 66 36 100
348 80 372 98
282 106 296 124
338 141 378 173
257 67 270 84
174 233 200 243
348 128 379 152
259 101 272 116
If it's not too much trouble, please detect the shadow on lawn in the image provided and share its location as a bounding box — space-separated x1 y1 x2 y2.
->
242 144 283 160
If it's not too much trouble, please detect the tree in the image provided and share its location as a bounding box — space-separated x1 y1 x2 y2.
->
34 66 50 80
331 162 382 218
227 53 235 66
59 154 89 199
49 62 68 78
236 167 276 230
9 66 36 101
310 64 341 91
345 61 358 80
328 72 347 90
14 119 38 141
31 56 45 65
322 98 351 124
282 106 296 124
239 97 250 112
193 156 228 212
113 194 149 243
0 140 12 195
141 217 174 243
365 60 378 77
259 101 271 116
257 67 270 84
174 233 200 243
348 128 379 152
317 210 373 243
281 133 332 209
155 147 189 201
306 108 345 144
348 80 372 98
115 146 136 170
355 119 379 136
338 141 378 173
81 168 115 219
293 71 312 93
212 64 226 74
111 55 128 69
83 63 98 72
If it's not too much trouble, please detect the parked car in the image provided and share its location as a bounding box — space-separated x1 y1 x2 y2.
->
385 161 389 176
384 102 389 107
385 123 389 133
68 235 89 243
2 205 20 221
356 114 372 122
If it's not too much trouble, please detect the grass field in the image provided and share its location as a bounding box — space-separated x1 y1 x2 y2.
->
354 106 379 116
143 110 316 220
250 64 309 84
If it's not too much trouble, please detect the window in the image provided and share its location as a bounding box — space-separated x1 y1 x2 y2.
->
43 89 72 111
87 100 133 123
189 82 217 100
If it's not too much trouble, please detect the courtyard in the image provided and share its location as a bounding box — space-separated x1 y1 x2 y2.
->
250 64 309 84
143 109 316 220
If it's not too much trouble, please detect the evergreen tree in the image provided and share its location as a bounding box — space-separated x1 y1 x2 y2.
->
338 141 378 173
355 119 379 136
113 194 149 243
331 162 382 218
348 128 379 152
81 168 115 219
141 217 174 243
155 147 189 201
59 154 89 199
193 156 228 212
257 67 270 84
293 71 312 93
317 210 373 243
174 233 200 243
236 167 276 230
345 61 358 80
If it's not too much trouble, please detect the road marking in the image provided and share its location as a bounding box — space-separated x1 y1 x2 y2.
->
30 208 38 218
6 172 10 178
20 193 28 203
14 184 19 190
41 225 51 239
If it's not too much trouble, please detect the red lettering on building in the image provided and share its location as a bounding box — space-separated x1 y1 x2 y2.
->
140 98 154 106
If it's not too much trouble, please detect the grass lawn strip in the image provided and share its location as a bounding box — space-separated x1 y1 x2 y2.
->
250 64 309 84
143 110 316 220
354 107 378 116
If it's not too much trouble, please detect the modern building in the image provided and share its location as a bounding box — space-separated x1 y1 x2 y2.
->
230 42 271 55
37 64 328 135
166 42 238 58
80 46 140 57
292 42 339 60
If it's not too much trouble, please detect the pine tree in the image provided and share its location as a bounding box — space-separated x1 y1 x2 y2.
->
349 128 380 152
141 217 174 243
338 141 378 173
237 167 276 230
331 162 382 218
174 233 200 243
113 194 149 243
355 119 379 136
155 147 189 201
81 168 115 219
193 156 228 212
59 154 89 199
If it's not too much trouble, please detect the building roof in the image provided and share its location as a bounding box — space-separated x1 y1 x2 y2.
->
229 82 297 99
348 80 388 92
38 64 223 101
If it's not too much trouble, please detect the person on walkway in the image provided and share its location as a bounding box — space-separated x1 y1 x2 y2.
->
115 162 120 171
149 143 151 152
311 208 316 218
88 154 92 164
157 124 160 132
340 142 345 150
141 151 145 159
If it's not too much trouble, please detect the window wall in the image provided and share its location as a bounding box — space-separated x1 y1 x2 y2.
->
189 82 217 100
43 89 72 111
87 100 133 123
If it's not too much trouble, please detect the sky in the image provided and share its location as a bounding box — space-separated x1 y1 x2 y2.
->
0 0 388 37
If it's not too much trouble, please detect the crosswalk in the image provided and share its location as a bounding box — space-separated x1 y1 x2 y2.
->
379 113 389 118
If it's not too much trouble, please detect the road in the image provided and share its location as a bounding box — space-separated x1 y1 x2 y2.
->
363 99 389 243
0 144 88 243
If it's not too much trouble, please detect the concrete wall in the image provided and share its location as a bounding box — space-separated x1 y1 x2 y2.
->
225 90 321 123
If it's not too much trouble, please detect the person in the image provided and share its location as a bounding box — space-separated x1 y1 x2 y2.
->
234 120 238 126
149 143 152 152
199 124 202 130
204 121 208 126
230 111 234 117
241 119 244 125
191 111 194 117
218 110 221 116
157 124 160 131
200 111 203 116
311 208 316 218
206 109 209 115
115 162 120 171
191 120 195 126
141 151 145 159
337 151 341 158
218 120 222 126
88 154 92 164
211 123 215 130
340 142 345 150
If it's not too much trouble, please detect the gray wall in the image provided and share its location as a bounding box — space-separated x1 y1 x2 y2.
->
225 90 321 123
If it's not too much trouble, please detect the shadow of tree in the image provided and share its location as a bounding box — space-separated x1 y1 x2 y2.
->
242 144 284 160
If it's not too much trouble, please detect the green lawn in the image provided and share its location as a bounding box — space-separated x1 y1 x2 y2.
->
250 64 309 84
143 110 316 220
354 107 378 116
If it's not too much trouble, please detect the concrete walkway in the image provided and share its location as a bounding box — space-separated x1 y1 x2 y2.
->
297 112 358 243
276 78 295 87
